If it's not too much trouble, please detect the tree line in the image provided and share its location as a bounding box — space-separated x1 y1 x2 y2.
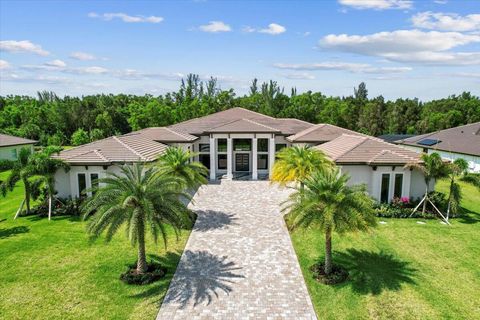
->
0 74 479 146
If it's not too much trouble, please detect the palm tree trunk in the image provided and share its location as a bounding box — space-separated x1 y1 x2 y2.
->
324 228 333 275
48 195 52 221
136 217 148 274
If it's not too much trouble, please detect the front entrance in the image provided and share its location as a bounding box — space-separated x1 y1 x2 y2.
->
235 153 250 172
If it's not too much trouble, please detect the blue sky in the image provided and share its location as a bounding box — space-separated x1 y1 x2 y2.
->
0 0 479 100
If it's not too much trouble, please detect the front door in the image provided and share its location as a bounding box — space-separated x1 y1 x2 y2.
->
235 153 250 172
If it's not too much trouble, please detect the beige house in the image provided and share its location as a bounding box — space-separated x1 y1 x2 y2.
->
0 133 37 161
53 107 427 202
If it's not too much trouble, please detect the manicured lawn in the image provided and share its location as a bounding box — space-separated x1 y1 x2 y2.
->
290 179 480 319
0 171 191 319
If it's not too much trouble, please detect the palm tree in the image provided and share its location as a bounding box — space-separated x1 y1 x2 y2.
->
82 164 193 274
283 168 376 275
446 158 468 220
271 145 332 189
0 147 36 218
30 146 70 220
405 152 449 215
157 147 208 189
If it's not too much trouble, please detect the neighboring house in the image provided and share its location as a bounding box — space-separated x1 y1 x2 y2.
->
0 133 37 161
377 134 416 144
395 122 480 173
53 107 427 202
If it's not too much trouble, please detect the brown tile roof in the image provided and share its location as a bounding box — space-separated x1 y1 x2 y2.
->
315 134 421 165
287 124 364 143
0 133 37 147
205 118 281 133
53 135 168 165
396 122 480 157
124 127 198 142
169 107 313 136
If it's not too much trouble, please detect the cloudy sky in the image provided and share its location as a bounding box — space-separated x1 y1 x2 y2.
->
0 0 479 100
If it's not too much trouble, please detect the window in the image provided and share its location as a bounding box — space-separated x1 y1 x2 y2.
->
394 174 403 198
199 154 210 169
90 173 99 195
217 139 227 152
77 173 87 198
258 154 268 170
276 144 287 152
257 139 268 152
380 173 390 203
11 148 18 159
218 154 227 170
233 139 251 151
199 144 210 153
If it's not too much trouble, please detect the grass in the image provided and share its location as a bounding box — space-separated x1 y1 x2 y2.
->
290 179 480 320
0 171 191 319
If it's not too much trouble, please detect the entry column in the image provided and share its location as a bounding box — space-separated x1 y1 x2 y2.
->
268 135 275 178
252 137 258 180
209 136 216 181
226 137 233 179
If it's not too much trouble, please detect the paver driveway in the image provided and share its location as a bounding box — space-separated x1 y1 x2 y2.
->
157 180 317 320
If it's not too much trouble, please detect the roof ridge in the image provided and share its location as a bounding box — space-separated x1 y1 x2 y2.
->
287 124 325 140
163 126 195 140
113 136 146 161
94 149 109 162
242 118 280 131
330 134 368 159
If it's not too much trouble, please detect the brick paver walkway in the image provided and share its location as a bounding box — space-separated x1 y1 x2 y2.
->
157 181 317 320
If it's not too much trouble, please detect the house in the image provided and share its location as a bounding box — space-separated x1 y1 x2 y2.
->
0 133 37 161
53 107 427 202
377 134 416 144
395 122 480 173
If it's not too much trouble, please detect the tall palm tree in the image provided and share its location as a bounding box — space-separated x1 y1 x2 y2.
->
82 164 192 274
405 152 448 215
283 168 376 275
0 147 36 218
157 147 208 189
446 158 468 220
30 146 70 220
272 145 332 189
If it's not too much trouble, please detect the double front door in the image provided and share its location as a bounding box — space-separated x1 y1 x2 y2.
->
235 153 250 172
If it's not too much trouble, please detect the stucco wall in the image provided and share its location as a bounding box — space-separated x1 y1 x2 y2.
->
0 144 34 161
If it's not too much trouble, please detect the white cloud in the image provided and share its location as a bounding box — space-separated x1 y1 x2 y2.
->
88 12 163 23
242 26 256 33
198 21 232 33
412 12 480 32
283 72 316 80
0 60 11 70
69 66 109 74
0 40 49 56
433 0 448 4
259 23 286 35
45 59 67 68
70 51 96 61
320 29 480 65
274 62 412 74
338 0 412 10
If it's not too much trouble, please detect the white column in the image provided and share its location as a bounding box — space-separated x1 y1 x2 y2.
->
268 135 275 178
209 136 216 181
226 137 233 179
252 137 258 180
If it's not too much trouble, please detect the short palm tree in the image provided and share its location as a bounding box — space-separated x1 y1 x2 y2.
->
405 152 448 215
30 146 70 220
272 145 332 189
82 164 193 274
283 168 377 275
446 158 468 220
157 147 208 189
0 147 36 218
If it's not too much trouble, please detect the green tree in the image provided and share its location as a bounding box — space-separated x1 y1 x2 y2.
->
271 146 332 189
82 164 192 273
283 168 376 274
157 147 208 189
446 158 469 220
71 128 90 146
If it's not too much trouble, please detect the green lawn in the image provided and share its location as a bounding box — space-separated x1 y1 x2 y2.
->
290 179 480 319
0 171 191 319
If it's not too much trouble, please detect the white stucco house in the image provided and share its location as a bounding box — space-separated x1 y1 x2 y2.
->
0 133 37 161
395 122 480 173
53 107 429 203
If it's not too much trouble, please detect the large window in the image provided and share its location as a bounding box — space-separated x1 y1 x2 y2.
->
218 154 227 170
11 148 18 159
380 173 390 203
199 144 210 152
258 154 268 170
394 174 403 198
257 139 268 152
199 154 210 169
90 173 99 195
234 139 251 151
77 173 87 198
217 139 227 152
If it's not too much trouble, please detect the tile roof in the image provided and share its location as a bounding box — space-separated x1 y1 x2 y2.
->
396 122 480 157
0 133 37 147
124 127 198 142
315 134 421 165
53 135 168 164
287 124 364 143
205 118 281 133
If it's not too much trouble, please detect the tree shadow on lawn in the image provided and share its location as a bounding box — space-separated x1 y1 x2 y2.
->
334 249 417 295
456 207 480 225
0 225 30 239
193 210 238 232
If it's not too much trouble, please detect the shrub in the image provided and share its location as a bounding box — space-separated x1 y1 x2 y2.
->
0 159 14 172
26 197 83 217
120 261 166 285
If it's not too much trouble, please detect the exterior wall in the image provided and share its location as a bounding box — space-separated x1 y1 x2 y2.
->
401 144 480 173
0 144 34 161
339 165 373 195
409 168 434 201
